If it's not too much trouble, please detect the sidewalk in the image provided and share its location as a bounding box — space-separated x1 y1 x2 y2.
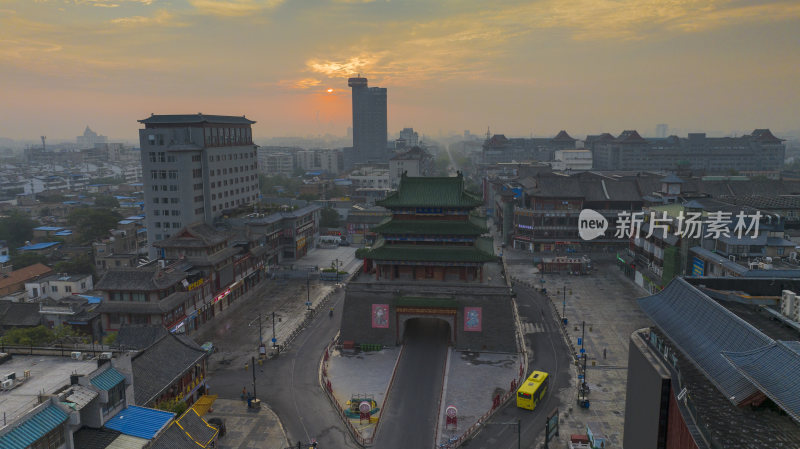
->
435 350 521 447
204 399 289 449
323 346 401 441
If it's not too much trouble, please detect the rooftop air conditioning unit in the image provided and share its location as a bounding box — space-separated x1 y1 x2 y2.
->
782 290 796 317
70 351 82 360
794 301 800 323
99 352 113 360
1 379 13 390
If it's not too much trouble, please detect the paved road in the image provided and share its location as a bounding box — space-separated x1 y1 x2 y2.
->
463 281 573 449
373 318 450 448
205 289 362 449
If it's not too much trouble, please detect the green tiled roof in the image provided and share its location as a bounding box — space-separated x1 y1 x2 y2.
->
378 175 482 208
372 216 488 236
364 239 495 263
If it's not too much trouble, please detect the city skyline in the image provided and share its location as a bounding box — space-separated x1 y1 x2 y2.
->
1 0 799 141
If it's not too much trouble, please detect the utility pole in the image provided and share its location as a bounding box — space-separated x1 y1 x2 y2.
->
272 311 276 346
306 272 311 310
251 356 257 399
258 312 262 346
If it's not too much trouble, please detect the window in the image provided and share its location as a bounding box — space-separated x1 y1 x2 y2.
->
192 168 202 178
148 152 156 162
148 134 156 145
194 195 204 203
161 185 169 191
163 209 169 216
173 222 181 228
194 183 203 191
170 198 179 204
155 222 161 228
103 381 126 415
168 170 178 179
152 185 159 192
171 210 180 216
150 170 158 180
153 197 159 204
167 155 176 162
65 286 72 293
51 285 58 293
154 210 160 216
158 152 166 162
211 182 215 188
169 185 178 191
192 155 201 162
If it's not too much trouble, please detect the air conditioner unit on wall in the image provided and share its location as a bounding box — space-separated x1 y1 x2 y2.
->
100 352 112 360
1 379 13 390
71 352 82 360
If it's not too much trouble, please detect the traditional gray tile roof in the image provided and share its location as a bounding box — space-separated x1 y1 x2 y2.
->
131 333 207 406
138 114 255 125
722 340 800 423
152 223 230 249
0 303 42 329
638 278 773 405
149 424 195 449
96 268 187 291
116 324 168 350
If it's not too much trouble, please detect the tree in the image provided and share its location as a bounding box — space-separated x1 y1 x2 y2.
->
320 207 340 228
53 253 96 277
0 211 37 249
94 195 120 209
1 326 55 346
68 208 122 243
155 397 188 416
10 252 49 269
103 331 118 346
53 324 88 343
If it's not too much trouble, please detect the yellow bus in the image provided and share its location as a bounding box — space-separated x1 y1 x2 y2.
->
516 371 549 410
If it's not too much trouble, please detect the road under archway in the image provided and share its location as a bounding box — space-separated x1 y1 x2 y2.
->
373 317 450 448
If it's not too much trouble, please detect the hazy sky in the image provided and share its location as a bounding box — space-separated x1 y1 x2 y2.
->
1 0 799 142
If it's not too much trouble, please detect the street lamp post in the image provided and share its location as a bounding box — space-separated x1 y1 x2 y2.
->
306 272 311 311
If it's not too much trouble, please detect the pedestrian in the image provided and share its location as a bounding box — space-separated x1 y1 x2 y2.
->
241 387 246 400
603 348 607 359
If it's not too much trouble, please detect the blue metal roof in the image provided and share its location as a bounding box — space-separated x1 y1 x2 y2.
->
118 220 135 225
104 406 175 440
54 231 72 236
723 341 800 423
75 294 102 304
638 278 773 405
17 242 60 251
33 226 63 231
0 255 9 263
0 404 68 449
90 367 126 391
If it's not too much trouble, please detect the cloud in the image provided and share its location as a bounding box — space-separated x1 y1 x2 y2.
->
187 0 285 17
109 9 182 26
278 78 323 90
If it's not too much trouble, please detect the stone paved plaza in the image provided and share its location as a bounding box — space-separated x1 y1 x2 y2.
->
507 255 652 448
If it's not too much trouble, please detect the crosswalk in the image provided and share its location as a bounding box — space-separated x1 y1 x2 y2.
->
521 322 545 334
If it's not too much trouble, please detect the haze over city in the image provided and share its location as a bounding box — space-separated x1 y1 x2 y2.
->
2 0 799 142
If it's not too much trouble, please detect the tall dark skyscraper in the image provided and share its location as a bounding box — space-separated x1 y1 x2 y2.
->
349 77 387 164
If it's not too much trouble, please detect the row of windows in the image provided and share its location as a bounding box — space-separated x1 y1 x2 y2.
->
194 183 203 191
211 151 256 161
195 207 205 215
154 222 182 229
204 127 253 146
152 210 180 216
209 165 255 177
148 151 176 163
211 185 256 200
150 170 179 180
110 292 147 302
192 168 202 178
152 185 179 192
210 176 255 188
153 197 180 204
50 285 75 293
194 195 204 203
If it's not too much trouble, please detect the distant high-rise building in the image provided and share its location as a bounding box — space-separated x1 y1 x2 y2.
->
655 124 668 138
139 114 259 256
77 126 108 148
398 128 419 148
349 77 387 164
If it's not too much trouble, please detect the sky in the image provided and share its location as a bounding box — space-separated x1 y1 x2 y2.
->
1 0 799 142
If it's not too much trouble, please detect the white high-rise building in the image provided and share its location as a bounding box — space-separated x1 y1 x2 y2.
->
139 114 259 256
